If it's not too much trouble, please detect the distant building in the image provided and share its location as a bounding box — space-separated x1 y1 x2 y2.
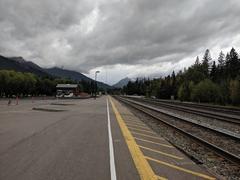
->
56 84 80 97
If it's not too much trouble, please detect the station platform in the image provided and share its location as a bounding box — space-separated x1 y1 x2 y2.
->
0 96 216 180
110 97 215 180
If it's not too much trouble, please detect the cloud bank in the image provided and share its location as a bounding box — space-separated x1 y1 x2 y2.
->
0 0 240 84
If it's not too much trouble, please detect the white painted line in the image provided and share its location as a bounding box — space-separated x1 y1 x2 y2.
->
107 98 117 180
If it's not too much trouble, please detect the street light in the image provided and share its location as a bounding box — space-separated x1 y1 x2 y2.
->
94 71 100 99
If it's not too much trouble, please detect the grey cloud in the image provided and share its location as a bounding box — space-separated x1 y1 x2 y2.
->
0 0 240 75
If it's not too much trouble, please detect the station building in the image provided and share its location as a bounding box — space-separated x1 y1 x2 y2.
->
56 84 80 97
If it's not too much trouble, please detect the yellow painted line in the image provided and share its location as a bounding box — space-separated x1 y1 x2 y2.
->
134 137 173 148
132 131 164 140
145 156 215 180
124 120 146 126
139 146 183 160
109 97 164 180
127 124 150 130
157 175 168 180
125 122 149 128
128 127 157 134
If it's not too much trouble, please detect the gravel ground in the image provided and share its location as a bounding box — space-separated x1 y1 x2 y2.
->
136 104 240 157
118 100 240 180
131 98 240 135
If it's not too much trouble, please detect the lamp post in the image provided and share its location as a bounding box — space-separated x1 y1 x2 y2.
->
95 70 100 99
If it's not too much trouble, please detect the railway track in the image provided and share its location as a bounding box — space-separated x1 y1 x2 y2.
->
155 99 240 116
116 96 240 165
126 96 240 125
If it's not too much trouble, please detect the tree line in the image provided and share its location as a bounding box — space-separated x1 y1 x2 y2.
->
0 70 76 97
0 70 103 97
122 48 240 105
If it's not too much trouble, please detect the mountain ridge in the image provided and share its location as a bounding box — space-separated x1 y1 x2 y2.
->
45 67 112 90
113 77 131 88
0 55 49 77
0 54 112 90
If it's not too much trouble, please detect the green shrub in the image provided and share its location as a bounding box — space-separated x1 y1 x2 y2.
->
177 81 194 101
229 79 240 105
191 79 223 103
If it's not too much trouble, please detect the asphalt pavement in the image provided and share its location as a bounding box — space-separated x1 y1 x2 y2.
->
0 97 139 180
0 96 215 180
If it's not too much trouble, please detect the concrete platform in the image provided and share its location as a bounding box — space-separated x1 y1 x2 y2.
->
0 96 216 180
111 97 216 180
0 96 139 180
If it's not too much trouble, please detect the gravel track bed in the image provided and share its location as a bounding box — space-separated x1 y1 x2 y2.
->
154 100 240 116
119 101 240 179
135 97 240 116
132 102 240 157
132 98 240 134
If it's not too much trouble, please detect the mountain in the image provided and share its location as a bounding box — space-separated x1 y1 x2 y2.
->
45 67 112 90
0 55 49 77
113 77 131 88
45 67 91 81
0 54 112 90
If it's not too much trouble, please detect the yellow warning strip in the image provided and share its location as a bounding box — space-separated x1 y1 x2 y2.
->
126 124 150 130
139 145 183 160
156 175 168 180
110 97 166 180
145 156 215 180
124 120 146 126
125 121 149 129
134 137 173 148
128 127 156 134
131 131 164 140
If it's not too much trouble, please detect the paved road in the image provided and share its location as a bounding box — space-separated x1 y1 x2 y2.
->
0 97 139 180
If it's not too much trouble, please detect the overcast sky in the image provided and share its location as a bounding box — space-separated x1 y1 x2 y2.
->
0 0 240 84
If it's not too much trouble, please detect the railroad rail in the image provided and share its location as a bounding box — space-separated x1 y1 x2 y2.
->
125 96 240 125
115 96 240 165
145 98 240 116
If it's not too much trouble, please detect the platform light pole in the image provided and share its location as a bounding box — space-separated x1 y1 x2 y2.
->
95 70 100 99
105 68 108 95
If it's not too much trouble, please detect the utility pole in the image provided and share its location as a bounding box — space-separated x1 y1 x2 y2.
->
105 68 108 95
95 71 100 99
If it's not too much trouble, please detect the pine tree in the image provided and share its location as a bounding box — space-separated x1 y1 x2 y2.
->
226 48 239 79
202 49 212 78
195 56 200 66
171 71 177 97
210 61 217 82
214 51 226 82
218 51 225 67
